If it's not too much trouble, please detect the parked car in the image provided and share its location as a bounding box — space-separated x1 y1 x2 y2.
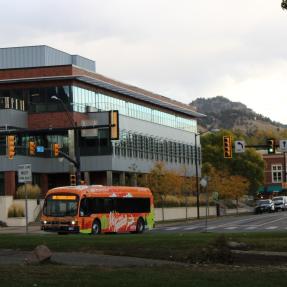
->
255 199 275 214
273 196 287 211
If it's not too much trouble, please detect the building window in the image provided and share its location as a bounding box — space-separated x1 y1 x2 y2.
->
272 164 282 183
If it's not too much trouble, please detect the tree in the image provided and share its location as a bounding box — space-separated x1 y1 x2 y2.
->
282 0 287 10
144 161 182 205
201 130 264 195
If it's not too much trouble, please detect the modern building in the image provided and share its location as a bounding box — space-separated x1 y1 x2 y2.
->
0 45 204 196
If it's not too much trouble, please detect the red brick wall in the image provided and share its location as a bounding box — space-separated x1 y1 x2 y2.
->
263 154 286 185
0 66 73 80
4 171 16 196
28 112 89 129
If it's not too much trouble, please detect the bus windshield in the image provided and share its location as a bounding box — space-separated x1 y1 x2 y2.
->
43 194 79 217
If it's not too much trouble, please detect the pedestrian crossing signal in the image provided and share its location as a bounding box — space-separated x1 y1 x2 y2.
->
223 136 232 159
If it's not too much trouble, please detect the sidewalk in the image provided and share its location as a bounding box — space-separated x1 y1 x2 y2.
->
0 249 185 267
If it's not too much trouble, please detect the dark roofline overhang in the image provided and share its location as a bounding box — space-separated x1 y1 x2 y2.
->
0 75 206 119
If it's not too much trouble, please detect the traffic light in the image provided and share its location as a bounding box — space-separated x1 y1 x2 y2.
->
110 110 119 140
223 136 232 159
29 141 36 155
53 143 60 157
267 139 275 154
7 135 15 160
70 174 76 186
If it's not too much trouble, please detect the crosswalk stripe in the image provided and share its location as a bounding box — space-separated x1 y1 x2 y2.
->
245 226 257 230
224 226 238 230
165 227 180 231
265 226 278 230
184 226 200 230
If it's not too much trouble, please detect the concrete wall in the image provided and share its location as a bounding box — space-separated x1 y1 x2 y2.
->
155 206 217 221
0 196 43 226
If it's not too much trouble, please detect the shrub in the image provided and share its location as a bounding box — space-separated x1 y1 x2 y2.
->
8 203 25 218
16 184 41 199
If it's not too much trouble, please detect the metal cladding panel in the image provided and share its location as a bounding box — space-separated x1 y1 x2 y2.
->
0 46 45 69
119 114 196 144
72 55 96 72
44 46 71 66
0 46 96 72
0 110 28 129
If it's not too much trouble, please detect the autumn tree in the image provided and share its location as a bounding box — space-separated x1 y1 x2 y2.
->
202 163 249 201
144 162 182 206
201 130 263 195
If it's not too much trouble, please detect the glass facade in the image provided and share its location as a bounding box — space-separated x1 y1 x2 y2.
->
0 84 199 164
72 86 197 133
0 85 197 133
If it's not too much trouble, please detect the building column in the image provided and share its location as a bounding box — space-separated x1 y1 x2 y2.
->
40 174 49 196
106 171 113 186
119 172 126 186
131 173 137 187
84 172 90 185
4 171 16 197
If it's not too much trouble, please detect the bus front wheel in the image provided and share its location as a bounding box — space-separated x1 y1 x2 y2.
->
91 220 101 235
136 218 145 234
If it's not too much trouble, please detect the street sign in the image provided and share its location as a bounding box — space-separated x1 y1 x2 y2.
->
235 140 245 153
279 139 287 152
36 146 44 153
18 164 32 183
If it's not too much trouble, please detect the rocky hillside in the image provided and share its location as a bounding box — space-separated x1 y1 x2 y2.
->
191 96 286 135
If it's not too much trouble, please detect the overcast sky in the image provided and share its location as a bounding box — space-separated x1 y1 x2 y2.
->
1 0 287 123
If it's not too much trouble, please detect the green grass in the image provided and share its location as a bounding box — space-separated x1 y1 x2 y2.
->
0 265 287 287
1 232 287 262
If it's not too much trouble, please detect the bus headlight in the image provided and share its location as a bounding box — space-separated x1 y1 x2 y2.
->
71 220 76 225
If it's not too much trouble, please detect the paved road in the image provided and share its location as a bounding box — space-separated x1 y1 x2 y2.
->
1 212 287 235
153 211 287 233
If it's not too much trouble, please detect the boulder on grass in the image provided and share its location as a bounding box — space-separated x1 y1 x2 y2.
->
25 245 52 264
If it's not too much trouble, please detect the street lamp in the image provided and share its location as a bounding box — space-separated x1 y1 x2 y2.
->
194 129 219 219
51 95 81 185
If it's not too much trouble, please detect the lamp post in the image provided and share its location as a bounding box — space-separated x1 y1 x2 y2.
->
51 96 81 185
194 129 219 219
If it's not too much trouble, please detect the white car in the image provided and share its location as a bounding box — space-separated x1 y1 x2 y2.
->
273 196 287 211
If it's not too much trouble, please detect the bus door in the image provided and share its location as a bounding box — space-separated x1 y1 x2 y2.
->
78 197 93 234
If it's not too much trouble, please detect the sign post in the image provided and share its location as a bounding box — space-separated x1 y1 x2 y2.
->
18 164 32 234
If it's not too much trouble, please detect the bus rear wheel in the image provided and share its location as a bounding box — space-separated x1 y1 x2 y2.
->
136 218 145 234
91 220 101 235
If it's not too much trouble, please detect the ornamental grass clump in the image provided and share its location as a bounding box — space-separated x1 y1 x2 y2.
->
8 203 25 218
16 183 41 199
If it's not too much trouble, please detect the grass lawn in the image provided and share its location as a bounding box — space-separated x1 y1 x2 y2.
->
1 264 287 287
0 232 287 262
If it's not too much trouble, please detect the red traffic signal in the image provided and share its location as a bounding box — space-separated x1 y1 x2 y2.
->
223 136 232 159
53 143 60 157
7 135 15 160
29 141 36 155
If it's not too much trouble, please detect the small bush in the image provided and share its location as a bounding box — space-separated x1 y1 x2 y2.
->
16 184 41 199
8 203 25 218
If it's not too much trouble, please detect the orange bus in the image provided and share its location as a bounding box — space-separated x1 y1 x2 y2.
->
41 185 154 234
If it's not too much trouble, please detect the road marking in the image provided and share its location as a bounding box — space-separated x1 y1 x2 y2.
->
165 227 180 231
184 226 201 230
224 226 238 230
256 217 286 227
206 226 217 230
245 226 257 230
265 226 278 230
